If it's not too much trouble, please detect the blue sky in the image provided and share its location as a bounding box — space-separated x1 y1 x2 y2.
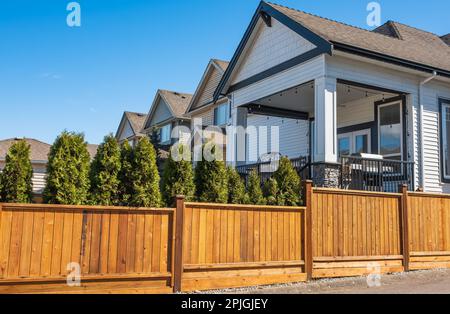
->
0 0 448 144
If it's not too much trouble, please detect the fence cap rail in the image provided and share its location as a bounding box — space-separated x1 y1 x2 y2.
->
312 187 402 197
408 191 450 199
184 202 305 211
0 202 175 213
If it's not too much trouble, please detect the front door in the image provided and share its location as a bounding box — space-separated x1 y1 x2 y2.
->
338 129 371 157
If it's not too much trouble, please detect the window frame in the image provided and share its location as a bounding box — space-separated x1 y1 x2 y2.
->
214 102 230 126
377 101 403 160
337 129 371 157
159 123 172 145
440 98 450 183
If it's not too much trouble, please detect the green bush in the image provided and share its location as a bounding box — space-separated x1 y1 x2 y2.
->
161 144 195 206
246 170 266 205
272 157 302 206
0 139 33 203
118 141 134 206
227 167 249 204
263 177 279 206
194 144 228 203
130 137 161 207
89 134 121 206
44 131 91 205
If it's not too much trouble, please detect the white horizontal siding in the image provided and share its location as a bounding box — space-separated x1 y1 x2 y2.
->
118 121 134 141
191 107 214 127
232 55 325 107
246 114 309 163
337 95 382 128
232 18 316 84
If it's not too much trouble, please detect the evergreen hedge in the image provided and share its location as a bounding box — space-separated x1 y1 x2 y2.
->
272 157 302 206
227 167 249 204
89 134 121 206
161 144 195 206
43 131 91 205
246 169 266 205
0 139 33 203
194 144 228 203
130 137 161 207
118 140 134 206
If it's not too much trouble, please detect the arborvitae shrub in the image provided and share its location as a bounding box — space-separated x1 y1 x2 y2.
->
44 131 91 205
118 141 134 206
194 144 228 203
272 157 302 206
263 177 279 206
246 169 266 205
0 139 33 203
161 144 195 206
130 137 161 207
89 134 121 206
227 167 249 204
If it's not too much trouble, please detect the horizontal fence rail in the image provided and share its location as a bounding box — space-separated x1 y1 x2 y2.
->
2 182 450 293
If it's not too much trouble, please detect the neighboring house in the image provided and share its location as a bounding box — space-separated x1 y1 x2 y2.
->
0 138 98 202
185 59 230 160
214 1 450 193
115 111 147 147
141 89 192 146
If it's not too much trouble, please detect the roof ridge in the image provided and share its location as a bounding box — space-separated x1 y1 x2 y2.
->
267 2 406 41
159 89 193 96
0 137 51 146
388 20 442 38
125 111 146 116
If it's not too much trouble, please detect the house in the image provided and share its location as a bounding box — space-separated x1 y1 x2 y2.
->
213 1 450 193
115 111 147 147
141 89 192 147
185 59 230 160
0 138 98 202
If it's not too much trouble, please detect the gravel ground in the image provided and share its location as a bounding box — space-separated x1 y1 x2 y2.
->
195 268 450 294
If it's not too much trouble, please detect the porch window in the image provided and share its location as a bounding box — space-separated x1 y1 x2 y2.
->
160 123 172 144
378 102 402 160
338 129 371 157
214 103 230 126
441 101 450 179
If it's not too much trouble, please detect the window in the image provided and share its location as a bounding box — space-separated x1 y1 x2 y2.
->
160 124 172 144
338 129 371 157
214 103 230 126
441 100 450 180
378 102 402 159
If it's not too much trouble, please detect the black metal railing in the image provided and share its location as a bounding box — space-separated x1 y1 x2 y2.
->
236 156 310 185
339 156 414 192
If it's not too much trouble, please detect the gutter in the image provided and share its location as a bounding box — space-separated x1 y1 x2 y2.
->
418 71 438 189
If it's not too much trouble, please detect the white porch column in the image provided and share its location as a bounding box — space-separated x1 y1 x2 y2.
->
314 76 337 163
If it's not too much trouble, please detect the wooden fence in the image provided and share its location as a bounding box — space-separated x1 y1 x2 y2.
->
2 182 450 293
0 203 174 293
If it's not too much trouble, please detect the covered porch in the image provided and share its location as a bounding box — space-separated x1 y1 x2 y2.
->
233 78 415 192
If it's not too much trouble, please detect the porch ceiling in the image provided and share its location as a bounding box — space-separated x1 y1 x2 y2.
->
251 82 398 115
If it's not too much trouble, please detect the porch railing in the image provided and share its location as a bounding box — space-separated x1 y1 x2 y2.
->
236 156 310 185
339 156 414 192
236 155 414 193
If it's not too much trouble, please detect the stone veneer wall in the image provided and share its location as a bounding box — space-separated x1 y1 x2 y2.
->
311 163 341 188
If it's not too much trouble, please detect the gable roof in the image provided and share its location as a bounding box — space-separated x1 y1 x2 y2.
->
0 138 98 163
442 34 450 46
115 111 147 140
159 90 193 118
143 89 193 131
187 59 229 113
215 1 450 99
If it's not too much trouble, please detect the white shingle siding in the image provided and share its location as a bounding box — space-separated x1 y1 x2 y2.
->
246 114 309 163
232 18 316 84
232 55 325 107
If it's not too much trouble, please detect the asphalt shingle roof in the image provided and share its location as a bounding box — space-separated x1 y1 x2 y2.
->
124 111 147 136
268 2 450 73
159 90 193 118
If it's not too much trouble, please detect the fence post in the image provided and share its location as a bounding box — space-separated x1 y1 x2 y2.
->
304 180 313 281
173 195 185 293
399 184 410 272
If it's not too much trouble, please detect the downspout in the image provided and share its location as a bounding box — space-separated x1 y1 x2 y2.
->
418 71 437 189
